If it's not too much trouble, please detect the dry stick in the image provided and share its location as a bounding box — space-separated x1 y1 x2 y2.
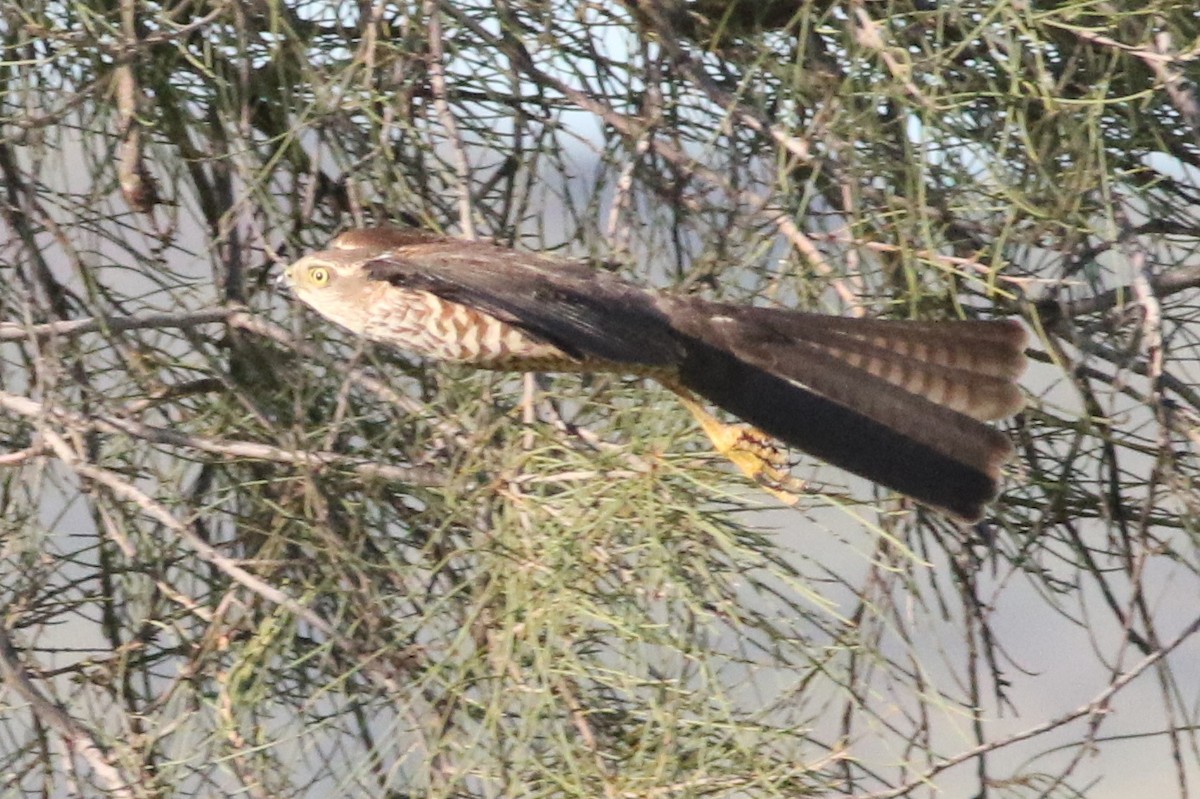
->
850 6 929 109
0 623 137 798
0 307 236 341
1147 26 1200 147
631 1 813 163
0 390 442 487
856 608 1200 799
1119 212 1171 518
36 423 445 764
0 305 461 475
424 0 476 239
606 136 652 252
227 311 475 448
623 2 867 306
810 233 1037 290
114 0 158 215
1041 262 1200 321
33 426 419 691
37 425 336 635
440 3 840 285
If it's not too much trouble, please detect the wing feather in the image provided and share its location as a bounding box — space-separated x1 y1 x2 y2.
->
362 241 682 367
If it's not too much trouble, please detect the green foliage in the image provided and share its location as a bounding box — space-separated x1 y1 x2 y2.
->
0 1 1198 797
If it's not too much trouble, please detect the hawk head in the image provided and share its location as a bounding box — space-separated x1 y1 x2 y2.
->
282 245 380 336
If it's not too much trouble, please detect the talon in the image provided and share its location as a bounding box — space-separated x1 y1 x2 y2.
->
671 387 805 505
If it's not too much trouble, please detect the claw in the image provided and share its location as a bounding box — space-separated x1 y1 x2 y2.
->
670 387 806 505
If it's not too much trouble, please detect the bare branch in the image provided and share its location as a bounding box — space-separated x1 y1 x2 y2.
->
0 624 137 798
0 390 444 487
0 307 239 341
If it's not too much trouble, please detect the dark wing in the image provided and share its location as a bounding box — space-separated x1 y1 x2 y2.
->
363 239 683 367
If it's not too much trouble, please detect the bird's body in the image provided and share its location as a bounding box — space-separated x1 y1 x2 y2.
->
284 227 1027 520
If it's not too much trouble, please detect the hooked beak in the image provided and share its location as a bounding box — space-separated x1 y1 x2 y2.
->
276 263 294 290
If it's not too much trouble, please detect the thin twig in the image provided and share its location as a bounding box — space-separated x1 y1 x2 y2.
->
424 0 476 238
1038 262 1200 321
0 390 444 487
34 425 422 704
0 623 137 798
856 609 1200 799
230 311 476 448
0 307 238 341
440 3 835 276
632 1 814 163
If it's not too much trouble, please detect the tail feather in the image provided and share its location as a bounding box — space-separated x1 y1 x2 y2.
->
816 344 1022 422
708 306 1027 421
725 308 1028 379
666 304 1026 520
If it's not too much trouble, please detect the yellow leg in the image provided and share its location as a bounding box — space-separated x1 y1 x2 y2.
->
669 387 806 505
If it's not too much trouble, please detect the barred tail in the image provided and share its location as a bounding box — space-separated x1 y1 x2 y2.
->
667 304 1026 520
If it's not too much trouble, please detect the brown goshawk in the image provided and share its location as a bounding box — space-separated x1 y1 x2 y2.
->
283 227 1027 521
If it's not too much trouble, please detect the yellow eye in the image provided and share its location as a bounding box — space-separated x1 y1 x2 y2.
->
307 266 330 286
